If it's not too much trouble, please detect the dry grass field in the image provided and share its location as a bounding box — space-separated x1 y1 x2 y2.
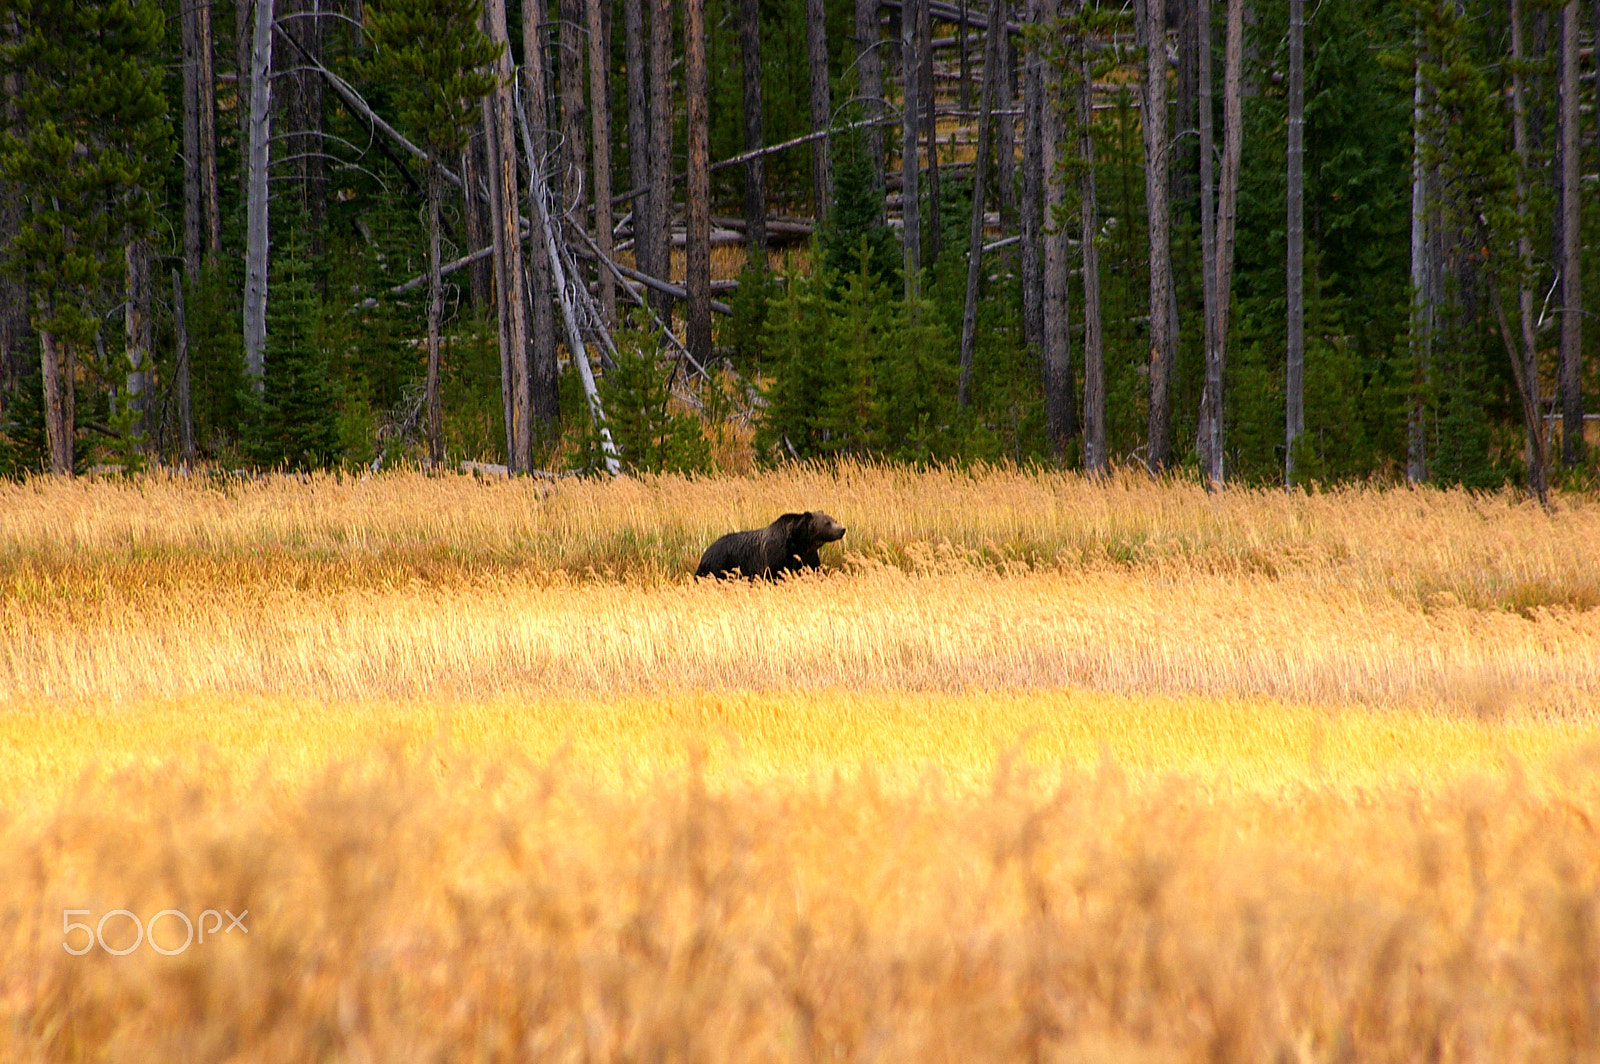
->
2 463 1599 1062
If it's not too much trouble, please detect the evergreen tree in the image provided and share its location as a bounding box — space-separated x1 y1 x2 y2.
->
0 0 169 473
242 232 341 469
359 0 497 466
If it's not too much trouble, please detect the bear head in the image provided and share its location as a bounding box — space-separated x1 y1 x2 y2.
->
775 511 846 550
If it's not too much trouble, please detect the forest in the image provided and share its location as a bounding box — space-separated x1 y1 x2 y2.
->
0 0 1593 491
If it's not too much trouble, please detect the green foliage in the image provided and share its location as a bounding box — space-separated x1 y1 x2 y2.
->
574 315 712 475
818 127 899 291
0 0 168 345
359 0 499 160
724 264 780 375
0 360 47 477
242 235 342 470
758 241 957 462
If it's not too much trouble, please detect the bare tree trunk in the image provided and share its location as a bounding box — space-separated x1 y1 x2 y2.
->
1285 0 1303 485
741 0 768 267
181 0 206 276
560 0 589 240
1020 0 1043 361
124 239 153 448
485 0 532 471
1197 0 1242 486
243 0 273 386
1140 0 1174 473
196 0 220 260
958 0 970 111
39 322 71 475
236 0 252 202
807 0 832 220
1559 0 1583 468
993 0 1016 238
426 166 445 467
172 268 195 466
648 0 674 320
686 0 713 363
587 0 617 326
1075 0 1103 472
901 0 921 299
1407 27 1430 484
855 0 886 214
957 0 1002 410
1173 0 1197 209
279 0 326 251
483 100 515 451
462 134 495 309
918 0 940 261
0 65 22 406
1509 0 1549 503
523 0 561 434
625 0 652 263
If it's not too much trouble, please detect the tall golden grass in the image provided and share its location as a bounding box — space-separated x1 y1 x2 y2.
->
2 465 1599 1062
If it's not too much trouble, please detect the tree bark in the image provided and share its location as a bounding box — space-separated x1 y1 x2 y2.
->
1407 26 1430 484
181 0 206 276
462 133 495 309
1558 0 1583 468
625 0 652 269
901 0 921 299
278 0 326 250
236 0 252 202
1019 0 1043 362
426 165 445 466
484 0 532 471
483 99 514 451
523 0 561 433
855 0 886 213
243 0 273 386
918 0 939 261
1285 0 1303 485
993 0 1015 239
124 239 153 448
1197 0 1242 486
1140 0 1174 473
807 0 832 220
1509 0 1549 503
1173 0 1197 209
685 0 713 363
39 322 71 475
172 268 196 466
648 0 674 320
1075 0 1103 472
741 0 768 268
560 0 589 240
958 0 969 111
957 0 1002 410
587 0 617 325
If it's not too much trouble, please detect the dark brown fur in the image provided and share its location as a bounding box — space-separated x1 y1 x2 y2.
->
694 511 847 579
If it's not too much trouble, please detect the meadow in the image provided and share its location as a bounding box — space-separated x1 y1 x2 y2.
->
2 464 1598 1062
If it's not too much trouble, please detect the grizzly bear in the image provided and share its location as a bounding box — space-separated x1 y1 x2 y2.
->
694 511 847 579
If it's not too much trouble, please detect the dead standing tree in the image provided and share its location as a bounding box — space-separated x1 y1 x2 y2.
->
1138 0 1174 473
685 0 713 364
482 0 533 470
586 0 617 326
807 0 832 219
740 0 768 268
522 2 561 433
957 0 1003 409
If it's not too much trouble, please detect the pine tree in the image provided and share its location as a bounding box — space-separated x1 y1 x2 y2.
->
360 0 498 466
243 232 341 470
0 0 168 474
